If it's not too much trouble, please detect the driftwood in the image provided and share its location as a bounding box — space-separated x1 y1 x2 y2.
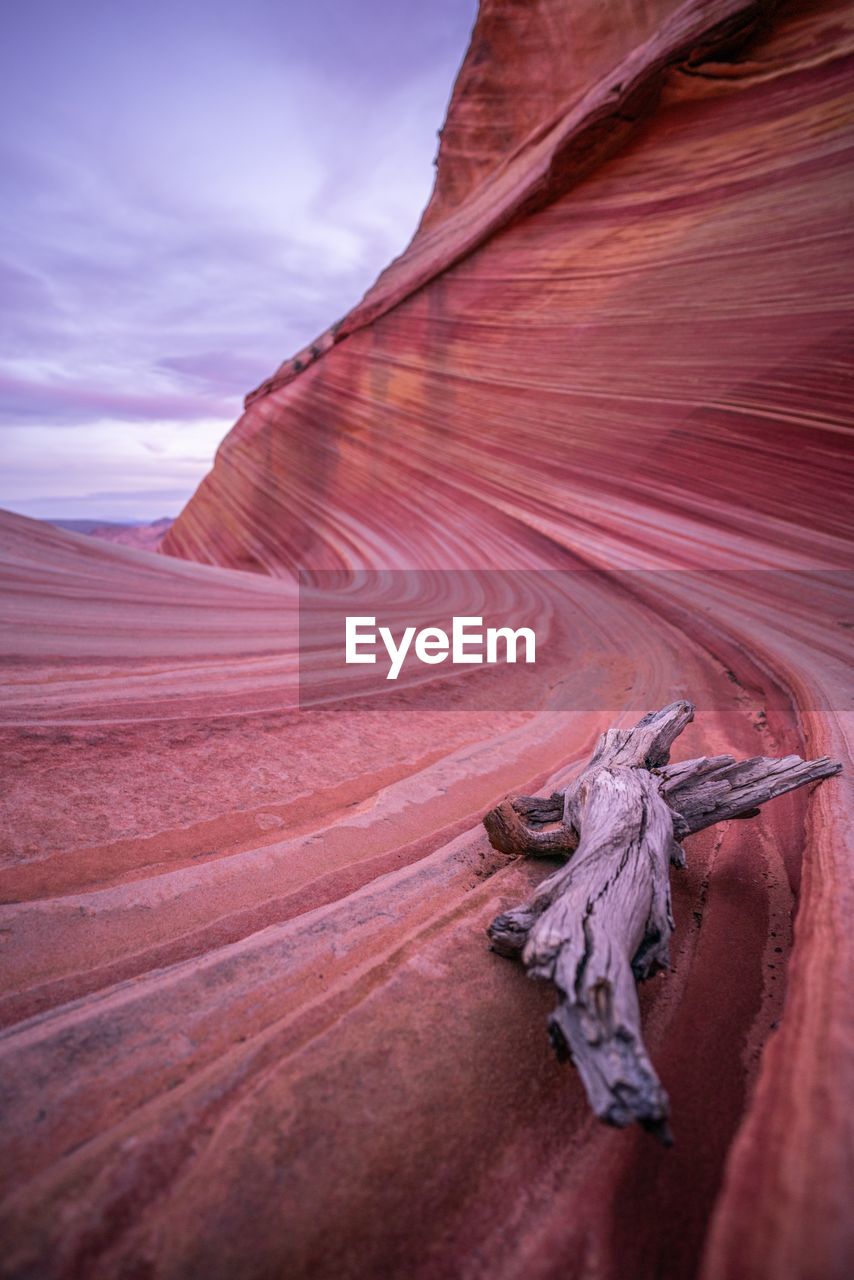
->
485 702 841 1142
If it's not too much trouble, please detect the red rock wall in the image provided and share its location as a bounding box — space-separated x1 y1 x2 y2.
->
417 0 680 231
2 0 853 1277
163 0 854 581
7 507 850 1280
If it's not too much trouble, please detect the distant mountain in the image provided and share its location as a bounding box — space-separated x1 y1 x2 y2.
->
49 516 173 550
49 518 133 534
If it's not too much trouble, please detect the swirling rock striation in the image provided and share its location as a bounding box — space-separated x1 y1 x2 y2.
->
1 1 852 1278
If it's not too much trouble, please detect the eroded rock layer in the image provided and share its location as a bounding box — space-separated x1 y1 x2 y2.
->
2 0 853 1277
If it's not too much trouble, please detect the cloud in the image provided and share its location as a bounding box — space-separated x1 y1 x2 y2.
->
0 373 239 426
156 352 276 396
0 418 231 520
0 0 476 518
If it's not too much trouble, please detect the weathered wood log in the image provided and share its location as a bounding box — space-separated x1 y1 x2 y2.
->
485 702 841 1142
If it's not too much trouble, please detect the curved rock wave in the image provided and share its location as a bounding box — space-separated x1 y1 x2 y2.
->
2 0 853 1277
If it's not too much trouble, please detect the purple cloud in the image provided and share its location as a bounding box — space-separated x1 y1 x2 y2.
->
0 373 238 426
0 0 475 519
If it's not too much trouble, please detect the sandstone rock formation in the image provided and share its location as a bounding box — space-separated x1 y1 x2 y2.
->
2 0 852 1277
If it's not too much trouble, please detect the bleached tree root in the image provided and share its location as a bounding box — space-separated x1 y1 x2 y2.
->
485 702 841 1141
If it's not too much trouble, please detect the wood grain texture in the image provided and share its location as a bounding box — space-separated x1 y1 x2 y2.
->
486 701 841 1140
